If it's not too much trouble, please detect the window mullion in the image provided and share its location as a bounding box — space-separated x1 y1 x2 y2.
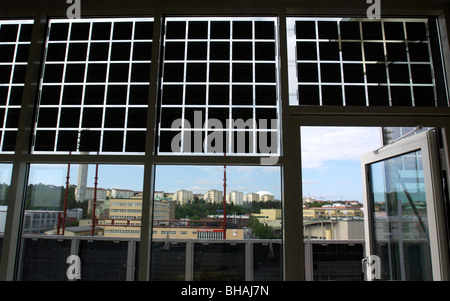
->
0 13 48 281
138 12 163 281
277 10 304 281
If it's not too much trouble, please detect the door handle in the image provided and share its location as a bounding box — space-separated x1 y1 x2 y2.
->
361 257 368 273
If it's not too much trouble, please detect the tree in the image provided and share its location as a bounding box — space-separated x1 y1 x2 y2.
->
247 216 276 239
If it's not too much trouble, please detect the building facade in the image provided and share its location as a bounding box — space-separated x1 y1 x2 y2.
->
111 189 136 199
204 189 223 204
226 191 244 205
102 197 174 238
259 194 275 202
172 189 193 205
244 193 260 203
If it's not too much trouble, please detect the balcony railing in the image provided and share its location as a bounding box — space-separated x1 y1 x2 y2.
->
0 235 365 281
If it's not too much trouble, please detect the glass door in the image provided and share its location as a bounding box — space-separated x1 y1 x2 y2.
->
361 130 448 280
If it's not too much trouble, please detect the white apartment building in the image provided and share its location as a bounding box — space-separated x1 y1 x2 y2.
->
204 189 223 204
111 188 135 199
86 187 108 201
22 210 60 234
173 189 193 205
244 192 259 203
75 186 108 201
259 194 275 202
226 191 244 205
154 191 165 199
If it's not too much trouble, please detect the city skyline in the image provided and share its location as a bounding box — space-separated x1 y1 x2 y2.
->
0 126 383 203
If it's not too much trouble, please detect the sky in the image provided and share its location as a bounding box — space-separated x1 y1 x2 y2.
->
0 126 383 203
155 165 281 199
301 126 382 202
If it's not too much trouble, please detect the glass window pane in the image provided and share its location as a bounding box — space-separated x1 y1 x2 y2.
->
158 17 280 156
287 18 442 107
301 127 383 281
312 243 364 280
33 18 153 154
0 163 12 232
0 20 33 152
369 150 433 280
19 163 143 280
152 165 282 281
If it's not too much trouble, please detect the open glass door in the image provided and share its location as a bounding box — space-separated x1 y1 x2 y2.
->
361 129 448 280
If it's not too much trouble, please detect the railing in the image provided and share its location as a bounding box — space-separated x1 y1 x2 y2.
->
0 235 365 281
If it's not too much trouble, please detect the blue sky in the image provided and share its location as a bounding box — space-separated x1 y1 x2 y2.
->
155 165 281 199
0 126 382 203
301 127 382 202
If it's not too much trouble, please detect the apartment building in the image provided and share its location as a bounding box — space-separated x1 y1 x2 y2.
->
102 197 174 238
204 189 223 204
244 193 260 203
172 189 193 205
259 193 275 202
226 191 244 205
111 189 136 199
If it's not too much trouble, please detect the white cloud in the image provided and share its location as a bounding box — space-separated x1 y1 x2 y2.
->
302 179 319 185
301 127 382 169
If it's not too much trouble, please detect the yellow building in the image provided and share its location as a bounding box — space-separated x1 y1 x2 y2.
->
252 209 281 221
252 208 282 231
152 227 244 240
100 196 174 238
303 206 363 219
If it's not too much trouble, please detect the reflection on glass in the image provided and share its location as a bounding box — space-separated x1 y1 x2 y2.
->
151 165 282 280
158 17 280 156
193 243 245 281
153 165 282 241
369 150 432 280
33 18 153 154
19 163 143 280
0 164 13 261
312 243 364 281
23 164 144 237
287 18 439 107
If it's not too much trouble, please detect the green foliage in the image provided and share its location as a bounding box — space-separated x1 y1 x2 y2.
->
174 198 281 220
175 199 279 238
23 184 92 217
0 183 9 206
247 216 276 239
25 183 66 210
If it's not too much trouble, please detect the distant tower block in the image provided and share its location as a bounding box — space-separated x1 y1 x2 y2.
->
76 163 88 202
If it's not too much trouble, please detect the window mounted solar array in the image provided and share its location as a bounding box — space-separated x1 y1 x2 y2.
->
158 17 280 155
33 18 153 154
287 18 442 107
0 20 33 152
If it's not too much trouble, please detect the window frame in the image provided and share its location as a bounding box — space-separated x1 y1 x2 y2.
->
0 1 449 282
